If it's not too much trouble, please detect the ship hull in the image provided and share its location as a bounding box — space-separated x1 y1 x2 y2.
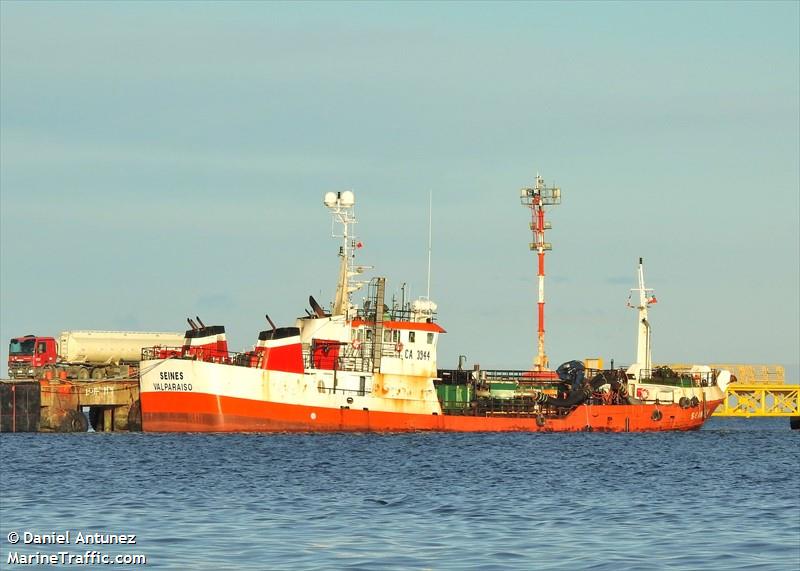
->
141 390 723 433
140 357 723 433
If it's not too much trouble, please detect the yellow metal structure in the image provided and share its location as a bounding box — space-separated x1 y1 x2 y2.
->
711 364 785 385
715 384 800 417
584 358 603 371
664 364 785 385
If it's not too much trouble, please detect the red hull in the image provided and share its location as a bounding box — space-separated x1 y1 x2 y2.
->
141 391 722 433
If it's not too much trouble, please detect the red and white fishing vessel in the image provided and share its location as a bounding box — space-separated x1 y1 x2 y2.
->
139 187 729 432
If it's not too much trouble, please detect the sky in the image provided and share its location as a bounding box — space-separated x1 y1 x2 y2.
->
1 1 798 378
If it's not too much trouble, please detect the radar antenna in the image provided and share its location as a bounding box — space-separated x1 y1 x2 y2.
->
323 190 367 319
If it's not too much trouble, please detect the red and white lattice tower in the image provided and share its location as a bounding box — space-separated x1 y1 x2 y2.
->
520 174 561 371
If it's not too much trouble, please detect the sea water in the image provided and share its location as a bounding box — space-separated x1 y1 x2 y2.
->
1 417 798 570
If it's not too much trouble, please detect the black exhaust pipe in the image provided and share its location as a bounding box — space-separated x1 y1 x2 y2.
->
265 314 277 334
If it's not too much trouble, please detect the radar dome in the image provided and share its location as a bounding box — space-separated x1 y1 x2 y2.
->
340 190 355 207
324 192 337 207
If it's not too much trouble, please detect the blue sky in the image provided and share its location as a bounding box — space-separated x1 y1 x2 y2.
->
1 1 798 376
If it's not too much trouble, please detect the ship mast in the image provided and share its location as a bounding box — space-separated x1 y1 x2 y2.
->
520 174 561 371
628 257 657 376
324 190 363 319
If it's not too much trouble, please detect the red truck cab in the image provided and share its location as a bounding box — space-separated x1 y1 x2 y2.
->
8 335 57 378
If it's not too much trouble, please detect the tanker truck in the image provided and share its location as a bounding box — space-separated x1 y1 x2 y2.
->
8 330 185 380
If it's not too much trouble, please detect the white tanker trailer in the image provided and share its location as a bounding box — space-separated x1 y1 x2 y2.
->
8 330 185 380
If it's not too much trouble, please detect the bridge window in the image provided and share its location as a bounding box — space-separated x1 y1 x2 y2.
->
408 331 416 343
427 332 434 344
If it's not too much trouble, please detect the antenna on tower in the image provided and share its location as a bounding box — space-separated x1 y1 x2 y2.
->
323 190 367 319
520 173 561 371
426 189 433 300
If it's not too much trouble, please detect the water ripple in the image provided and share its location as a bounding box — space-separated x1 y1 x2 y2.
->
1 417 798 570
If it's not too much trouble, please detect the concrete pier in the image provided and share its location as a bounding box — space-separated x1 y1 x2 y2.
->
0 378 141 432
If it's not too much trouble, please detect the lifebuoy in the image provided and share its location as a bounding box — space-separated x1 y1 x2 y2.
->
352 339 362 350
395 342 403 352
640 388 650 400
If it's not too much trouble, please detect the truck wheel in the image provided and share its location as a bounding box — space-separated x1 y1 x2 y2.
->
90 368 105 380
127 400 142 431
77 367 90 380
59 410 89 433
